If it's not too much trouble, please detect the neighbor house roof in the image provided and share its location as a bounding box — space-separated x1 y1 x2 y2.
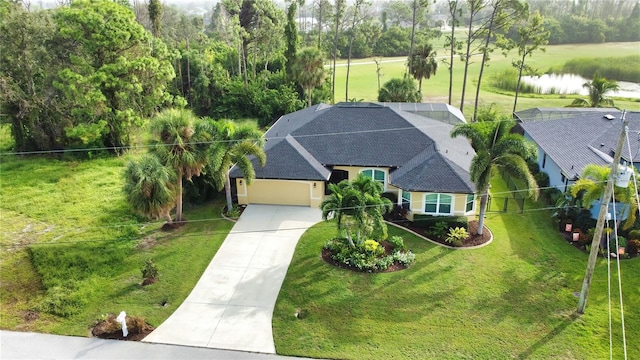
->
513 107 619 122
230 102 476 193
519 110 640 180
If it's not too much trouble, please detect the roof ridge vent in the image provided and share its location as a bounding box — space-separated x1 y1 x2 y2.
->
604 114 615 120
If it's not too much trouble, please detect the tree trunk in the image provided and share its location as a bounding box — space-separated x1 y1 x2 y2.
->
308 86 313 107
472 24 494 121
186 40 191 105
409 0 417 74
176 169 183 222
460 18 474 114
513 54 526 114
345 4 359 102
331 8 340 104
476 190 488 235
448 7 456 105
317 2 323 48
225 168 233 215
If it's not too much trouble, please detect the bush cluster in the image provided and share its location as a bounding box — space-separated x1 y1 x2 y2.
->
323 237 415 272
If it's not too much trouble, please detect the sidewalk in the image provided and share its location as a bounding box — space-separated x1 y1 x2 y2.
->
0 331 312 360
142 205 322 353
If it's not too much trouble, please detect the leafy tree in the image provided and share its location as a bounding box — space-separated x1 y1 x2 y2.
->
408 0 430 74
409 43 438 94
284 1 298 80
511 10 549 113
570 164 638 229
123 154 177 222
378 76 421 102
149 108 209 222
570 73 620 107
207 119 266 213
374 26 411 57
52 0 175 152
451 119 538 235
292 47 326 107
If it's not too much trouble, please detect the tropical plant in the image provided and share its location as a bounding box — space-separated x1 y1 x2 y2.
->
445 227 469 246
149 108 209 222
378 76 421 102
207 119 266 213
451 119 539 235
570 164 638 229
123 154 177 222
409 43 438 93
292 47 326 107
141 259 159 284
569 73 620 107
320 174 392 247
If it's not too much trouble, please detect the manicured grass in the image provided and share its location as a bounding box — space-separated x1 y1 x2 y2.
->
332 42 640 114
274 175 639 359
0 155 233 335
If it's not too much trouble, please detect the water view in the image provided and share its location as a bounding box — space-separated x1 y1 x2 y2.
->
521 73 640 99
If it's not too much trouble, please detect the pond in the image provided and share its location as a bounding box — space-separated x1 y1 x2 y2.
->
521 73 640 99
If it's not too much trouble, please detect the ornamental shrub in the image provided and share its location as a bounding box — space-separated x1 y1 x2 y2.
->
429 221 449 239
445 227 469 246
388 235 406 250
627 239 640 257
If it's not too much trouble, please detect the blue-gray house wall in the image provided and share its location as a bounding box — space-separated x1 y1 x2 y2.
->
524 133 572 192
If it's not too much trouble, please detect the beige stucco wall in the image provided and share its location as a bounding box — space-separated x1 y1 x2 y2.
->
236 178 324 207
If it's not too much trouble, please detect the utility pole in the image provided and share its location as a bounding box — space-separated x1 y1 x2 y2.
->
577 111 628 314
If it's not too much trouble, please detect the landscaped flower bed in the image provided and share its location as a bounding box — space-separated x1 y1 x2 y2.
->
322 236 415 272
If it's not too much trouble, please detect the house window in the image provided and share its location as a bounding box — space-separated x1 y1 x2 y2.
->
542 153 546 169
402 190 411 209
424 194 453 215
465 194 475 212
360 169 386 186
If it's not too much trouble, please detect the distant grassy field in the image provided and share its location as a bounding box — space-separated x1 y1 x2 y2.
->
331 42 640 115
274 174 640 359
0 155 233 335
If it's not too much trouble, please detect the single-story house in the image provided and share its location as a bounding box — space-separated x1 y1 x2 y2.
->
230 102 477 219
517 109 640 192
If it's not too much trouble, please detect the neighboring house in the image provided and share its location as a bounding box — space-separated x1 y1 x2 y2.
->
230 102 477 219
517 109 640 192
514 107 620 122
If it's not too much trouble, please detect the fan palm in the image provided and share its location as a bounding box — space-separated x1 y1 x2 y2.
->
570 164 638 229
378 76 421 102
123 154 177 222
292 46 326 107
570 73 620 108
409 43 438 93
207 119 266 213
149 108 208 222
451 120 539 234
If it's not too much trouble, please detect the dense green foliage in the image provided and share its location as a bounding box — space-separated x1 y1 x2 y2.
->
553 55 640 83
378 76 421 102
0 0 176 153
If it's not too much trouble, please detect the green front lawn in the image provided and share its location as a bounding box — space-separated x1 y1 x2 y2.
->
0 155 233 335
274 175 639 359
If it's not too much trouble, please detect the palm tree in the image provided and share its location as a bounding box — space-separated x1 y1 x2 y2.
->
207 119 266 213
570 73 620 107
292 47 326 107
409 43 438 94
320 181 366 248
570 164 637 229
123 154 177 223
451 120 539 235
149 108 208 222
378 76 421 103
350 174 393 241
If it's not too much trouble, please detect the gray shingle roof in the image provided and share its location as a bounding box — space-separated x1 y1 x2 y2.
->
231 102 476 193
520 111 640 180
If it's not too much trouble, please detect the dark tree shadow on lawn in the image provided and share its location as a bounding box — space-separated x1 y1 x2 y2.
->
517 313 579 359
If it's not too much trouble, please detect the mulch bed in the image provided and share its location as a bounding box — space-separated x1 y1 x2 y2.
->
392 219 491 247
321 240 408 273
91 315 155 341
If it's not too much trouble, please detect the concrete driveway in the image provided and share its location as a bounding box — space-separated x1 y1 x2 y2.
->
143 205 322 354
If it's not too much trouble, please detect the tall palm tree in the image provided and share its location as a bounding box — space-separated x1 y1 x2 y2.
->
409 43 438 94
570 164 638 229
207 119 266 212
149 108 208 222
292 46 326 107
123 154 177 222
451 120 539 235
570 73 620 107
